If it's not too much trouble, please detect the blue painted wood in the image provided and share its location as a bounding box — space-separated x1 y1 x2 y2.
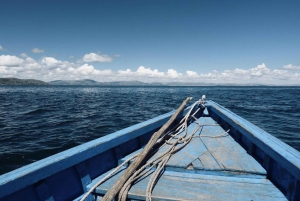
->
206 100 300 182
88 168 287 201
119 137 140 157
0 107 189 199
85 149 117 180
207 101 300 200
143 122 203 168
165 167 267 179
191 159 204 170
138 132 153 147
165 138 206 168
121 117 266 178
235 130 241 142
254 146 265 164
45 167 83 201
73 194 98 201
263 154 271 173
203 107 209 116
114 146 123 165
75 162 92 192
0 185 40 201
270 160 297 198
199 117 266 175
197 150 222 170
247 142 255 155
121 122 203 167
286 176 299 201
35 181 55 201
75 163 94 201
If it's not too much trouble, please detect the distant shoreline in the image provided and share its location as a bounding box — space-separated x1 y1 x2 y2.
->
0 78 48 86
0 78 299 87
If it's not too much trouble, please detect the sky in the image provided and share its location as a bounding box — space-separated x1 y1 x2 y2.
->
0 0 300 84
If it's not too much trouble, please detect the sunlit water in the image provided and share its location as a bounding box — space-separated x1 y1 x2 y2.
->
0 86 299 174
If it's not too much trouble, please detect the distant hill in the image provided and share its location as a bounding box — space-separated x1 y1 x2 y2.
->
48 79 166 86
0 78 49 85
47 79 277 86
48 79 98 85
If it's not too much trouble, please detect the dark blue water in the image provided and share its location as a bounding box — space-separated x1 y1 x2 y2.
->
0 86 299 175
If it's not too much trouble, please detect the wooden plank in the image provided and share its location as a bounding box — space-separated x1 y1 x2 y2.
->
73 194 102 201
203 107 209 116
121 118 263 175
88 168 286 201
121 122 207 168
145 122 205 168
121 148 142 164
75 162 92 192
35 181 55 201
198 151 222 170
166 138 206 168
207 100 300 181
200 117 266 175
192 159 203 170
0 107 192 199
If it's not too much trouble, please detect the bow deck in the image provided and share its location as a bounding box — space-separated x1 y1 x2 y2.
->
86 116 285 200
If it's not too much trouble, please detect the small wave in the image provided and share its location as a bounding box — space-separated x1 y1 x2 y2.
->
23 108 51 115
1 85 300 175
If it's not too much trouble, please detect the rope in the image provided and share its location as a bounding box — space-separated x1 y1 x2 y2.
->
115 100 203 201
82 96 228 201
80 154 138 201
200 129 230 138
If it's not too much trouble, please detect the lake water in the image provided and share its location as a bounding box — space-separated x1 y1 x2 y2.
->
0 86 299 175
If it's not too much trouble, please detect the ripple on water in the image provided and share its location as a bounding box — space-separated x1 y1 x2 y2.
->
0 86 299 175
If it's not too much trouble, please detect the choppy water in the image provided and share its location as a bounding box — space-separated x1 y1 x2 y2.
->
0 86 299 175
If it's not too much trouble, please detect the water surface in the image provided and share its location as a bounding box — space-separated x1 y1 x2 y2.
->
0 86 299 175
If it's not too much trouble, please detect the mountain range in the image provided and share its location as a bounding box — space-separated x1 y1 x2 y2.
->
0 78 297 86
0 78 49 85
48 79 217 86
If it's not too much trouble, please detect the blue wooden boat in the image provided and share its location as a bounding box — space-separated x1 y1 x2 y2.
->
0 99 299 201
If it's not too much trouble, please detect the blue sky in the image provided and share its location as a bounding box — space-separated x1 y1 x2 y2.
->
0 0 300 84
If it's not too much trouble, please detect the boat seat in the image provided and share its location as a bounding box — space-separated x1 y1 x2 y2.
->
86 168 286 201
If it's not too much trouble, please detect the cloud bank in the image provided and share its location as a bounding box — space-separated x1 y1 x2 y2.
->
0 54 299 85
283 64 300 70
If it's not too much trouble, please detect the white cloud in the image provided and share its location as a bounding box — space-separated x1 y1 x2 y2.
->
283 64 300 70
0 66 17 75
76 64 95 75
32 48 44 53
192 63 299 84
0 55 24 66
186 70 198 77
0 45 3 50
0 54 299 85
118 69 132 75
80 53 114 63
40 57 76 70
167 69 182 78
136 66 165 77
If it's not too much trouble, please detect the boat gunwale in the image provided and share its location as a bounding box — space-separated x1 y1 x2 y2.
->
206 100 300 181
0 107 192 198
